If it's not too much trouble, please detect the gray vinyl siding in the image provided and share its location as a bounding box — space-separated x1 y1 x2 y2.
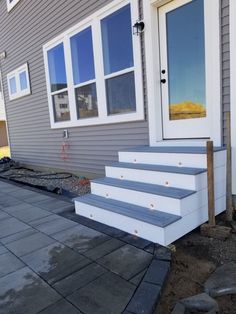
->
0 0 149 177
221 0 230 145
0 0 230 177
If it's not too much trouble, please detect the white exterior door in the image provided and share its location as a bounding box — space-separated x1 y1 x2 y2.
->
159 0 210 139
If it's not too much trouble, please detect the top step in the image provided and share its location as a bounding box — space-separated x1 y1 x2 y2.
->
119 146 227 168
120 146 226 154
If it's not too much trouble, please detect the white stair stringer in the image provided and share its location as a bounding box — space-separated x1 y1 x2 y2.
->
74 146 227 246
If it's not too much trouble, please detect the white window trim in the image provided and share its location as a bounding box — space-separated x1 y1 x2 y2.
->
6 0 21 12
230 0 236 194
43 0 144 129
7 63 31 101
143 0 222 146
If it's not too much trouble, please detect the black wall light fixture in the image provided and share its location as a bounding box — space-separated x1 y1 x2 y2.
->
133 21 145 35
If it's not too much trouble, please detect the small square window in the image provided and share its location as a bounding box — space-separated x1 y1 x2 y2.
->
7 63 31 100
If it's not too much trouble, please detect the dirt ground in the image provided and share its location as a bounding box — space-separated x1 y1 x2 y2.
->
155 222 236 314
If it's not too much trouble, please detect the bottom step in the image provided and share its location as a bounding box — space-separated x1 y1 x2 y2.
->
74 195 226 246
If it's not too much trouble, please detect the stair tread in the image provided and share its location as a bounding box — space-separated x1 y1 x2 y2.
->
107 162 206 175
92 177 195 199
120 145 226 154
75 194 181 227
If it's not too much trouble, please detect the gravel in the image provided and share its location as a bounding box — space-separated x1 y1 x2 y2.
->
0 167 91 197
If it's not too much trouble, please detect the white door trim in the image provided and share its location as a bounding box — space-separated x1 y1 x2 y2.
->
143 0 222 146
230 0 236 194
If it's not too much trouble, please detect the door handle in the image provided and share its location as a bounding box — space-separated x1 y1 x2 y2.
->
161 79 166 84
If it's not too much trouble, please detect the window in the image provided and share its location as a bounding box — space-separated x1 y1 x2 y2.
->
6 0 21 12
101 4 136 115
53 92 70 122
43 0 143 128
70 27 98 119
47 43 71 122
7 63 31 100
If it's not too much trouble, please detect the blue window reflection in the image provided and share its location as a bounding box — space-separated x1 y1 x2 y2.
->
9 77 17 94
167 0 206 120
70 27 95 85
47 43 67 92
19 71 28 90
101 4 134 75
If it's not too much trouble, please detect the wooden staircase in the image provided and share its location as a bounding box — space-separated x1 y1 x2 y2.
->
74 146 227 246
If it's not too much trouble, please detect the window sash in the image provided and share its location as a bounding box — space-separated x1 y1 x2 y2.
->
70 26 96 85
101 4 134 76
9 76 17 94
47 43 68 93
7 63 31 100
43 0 144 128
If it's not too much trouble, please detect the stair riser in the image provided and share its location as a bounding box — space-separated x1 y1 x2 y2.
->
91 180 226 216
105 165 225 191
91 181 182 214
75 201 166 245
106 166 197 190
118 150 226 168
164 195 226 245
74 194 226 246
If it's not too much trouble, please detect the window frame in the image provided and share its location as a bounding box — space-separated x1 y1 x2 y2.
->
7 63 31 101
6 0 21 12
43 0 144 129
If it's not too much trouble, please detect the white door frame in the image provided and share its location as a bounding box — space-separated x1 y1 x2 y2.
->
143 0 222 146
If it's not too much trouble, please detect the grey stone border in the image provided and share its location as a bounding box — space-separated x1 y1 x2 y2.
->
124 257 170 314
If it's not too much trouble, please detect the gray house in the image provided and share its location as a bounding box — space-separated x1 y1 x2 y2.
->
0 0 235 244
0 78 8 147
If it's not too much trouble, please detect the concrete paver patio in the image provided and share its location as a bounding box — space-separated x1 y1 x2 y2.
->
0 180 169 314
